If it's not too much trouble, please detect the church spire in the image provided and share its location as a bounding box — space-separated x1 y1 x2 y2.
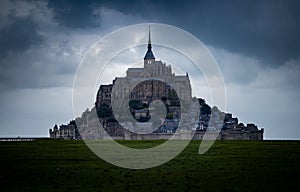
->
144 25 155 60
148 25 151 46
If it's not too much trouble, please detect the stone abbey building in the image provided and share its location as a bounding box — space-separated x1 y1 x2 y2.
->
96 28 191 109
50 28 264 140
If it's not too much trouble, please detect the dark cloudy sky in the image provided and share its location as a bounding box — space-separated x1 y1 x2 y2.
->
0 0 299 139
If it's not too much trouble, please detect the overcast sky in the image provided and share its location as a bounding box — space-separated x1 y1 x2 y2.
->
0 0 299 139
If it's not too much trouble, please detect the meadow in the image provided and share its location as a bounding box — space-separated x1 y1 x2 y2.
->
0 140 299 192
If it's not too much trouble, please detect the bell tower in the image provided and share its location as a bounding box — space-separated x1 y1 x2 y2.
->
144 26 155 65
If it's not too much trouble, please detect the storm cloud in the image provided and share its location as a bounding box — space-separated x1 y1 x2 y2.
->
0 0 299 139
100 0 300 67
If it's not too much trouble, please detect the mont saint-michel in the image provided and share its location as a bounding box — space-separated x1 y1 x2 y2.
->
50 29 264 140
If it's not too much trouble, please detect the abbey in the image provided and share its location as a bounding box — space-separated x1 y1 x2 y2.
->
96 28 191 109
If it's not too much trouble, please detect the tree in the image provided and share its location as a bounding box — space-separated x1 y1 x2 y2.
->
166 113 173 119
97 104 112 118
198 98 211 115
129 100 144 110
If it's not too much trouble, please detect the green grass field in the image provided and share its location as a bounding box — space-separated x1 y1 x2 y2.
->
0 140 299 192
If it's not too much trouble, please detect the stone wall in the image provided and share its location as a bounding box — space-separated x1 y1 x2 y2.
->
116 129 264 141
